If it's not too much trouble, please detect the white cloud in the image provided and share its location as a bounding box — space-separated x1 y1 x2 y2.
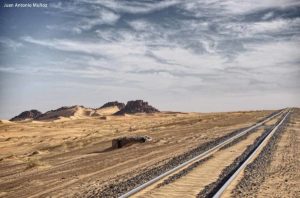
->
49 2 120 33
221 18 300 38
232 40 300 70
262 12 274 20
0 38 23 50
73 10 120 33
218 0 300 14
151 47 224 70
22 36 146 58
250 19 297 33
127 20 153 31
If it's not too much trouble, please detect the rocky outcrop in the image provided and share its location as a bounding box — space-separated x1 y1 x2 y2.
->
112 135 152 149
99 101 125 110
35 105 94 120
10 110 42 121
114 100 159 115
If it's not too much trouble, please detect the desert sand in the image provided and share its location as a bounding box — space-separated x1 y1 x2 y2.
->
0 110 271 197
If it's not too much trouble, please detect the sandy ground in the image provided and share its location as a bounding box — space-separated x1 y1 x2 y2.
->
0 110 270 197
255 109 300 197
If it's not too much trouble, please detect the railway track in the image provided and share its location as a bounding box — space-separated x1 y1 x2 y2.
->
211 109 291 198
118 109 288 198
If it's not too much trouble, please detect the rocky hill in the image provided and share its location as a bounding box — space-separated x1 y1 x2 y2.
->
92 101 125 116
114 100 159 115
99 101 125 109
10 110 42 121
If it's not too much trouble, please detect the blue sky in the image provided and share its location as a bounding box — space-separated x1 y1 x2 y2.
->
0 0 300 119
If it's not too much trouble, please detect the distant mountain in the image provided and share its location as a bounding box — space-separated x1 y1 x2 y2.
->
10 110 42 121
94 101 125 116
10 100 159 121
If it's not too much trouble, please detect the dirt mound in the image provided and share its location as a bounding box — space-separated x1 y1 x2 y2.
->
114 100 159 115
99 101 125 109
10 110 42 121
35 105 94 120
112 135 152 149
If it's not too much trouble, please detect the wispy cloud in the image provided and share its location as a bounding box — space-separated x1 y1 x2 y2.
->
48 1 120 33
0 38 23 50
22 36 146 58
72 9 120 33
221 18 300 38
216 0 299 14
81 0 181 14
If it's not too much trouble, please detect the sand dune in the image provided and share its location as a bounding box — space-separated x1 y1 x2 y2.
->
35 105 94 121
94 106 121 116
0 120 12 124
